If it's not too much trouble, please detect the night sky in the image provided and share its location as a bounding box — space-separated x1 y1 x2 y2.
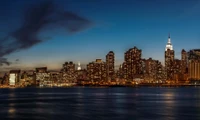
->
0 0 200 71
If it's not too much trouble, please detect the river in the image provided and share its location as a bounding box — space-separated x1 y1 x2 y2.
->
0 87 200 120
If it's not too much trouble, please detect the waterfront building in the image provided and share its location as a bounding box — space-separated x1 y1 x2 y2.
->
188 49 200 81
188 60 200 81
165 34 174 81
180 49 188 82
61 61 76 83
9 70 21 87
35 67 51 87
124 46 143 81
173 59 182 83
86 59 106 83
106 51 115 81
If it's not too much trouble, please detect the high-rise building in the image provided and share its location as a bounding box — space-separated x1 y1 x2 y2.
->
156 61 164 81
188 60 200 80
181 49 187 74
165 34 174 80
143 58 164 82
188 49 200 60
188 49 200 81
9 70 21 86
61 61 76 83
106 51 115 81
180 49 188 82
35 67 51 87
173 59 182 83
86 59 106 83
124 46 142 80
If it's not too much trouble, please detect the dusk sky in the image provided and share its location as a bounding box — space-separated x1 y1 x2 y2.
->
1 0 200 71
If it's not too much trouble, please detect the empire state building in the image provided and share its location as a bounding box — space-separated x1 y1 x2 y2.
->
165 34 173 51
165 34 175 80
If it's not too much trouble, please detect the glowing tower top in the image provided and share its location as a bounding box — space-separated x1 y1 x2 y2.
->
165 33 173 51
77 61 81 70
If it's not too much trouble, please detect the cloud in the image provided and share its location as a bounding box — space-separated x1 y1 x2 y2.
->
0 58 11 66
0 0 93 66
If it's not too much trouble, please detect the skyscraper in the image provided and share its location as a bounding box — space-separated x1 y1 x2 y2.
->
181 49 187 74
173 59 181 83
124 46 142 80
61 62 76 83
106 51 115 81
188 49 200 81
87 59 106 83
165 34 174 80
188 59 200 81
180 49 188 82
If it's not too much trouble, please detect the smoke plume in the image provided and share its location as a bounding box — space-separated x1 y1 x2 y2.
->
0 0 92 66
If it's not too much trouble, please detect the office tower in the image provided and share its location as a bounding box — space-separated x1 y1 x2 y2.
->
156 60 164 81
181 49 187 74
143 58 156 81
124 46 142 80
87 59 106 83
9 70 21 86
106 51 115 81
35 67 51 87
173 59 182 83
188 49 200 60
188 49 200 81
116 64 123 79
188 60 200 80
62 61 76 83
180 49 188 82
143 58 163 82
122 62 128 80
165 34 174 80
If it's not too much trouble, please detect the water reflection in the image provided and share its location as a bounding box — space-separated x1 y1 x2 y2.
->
0 87 200 120
8 92 16 118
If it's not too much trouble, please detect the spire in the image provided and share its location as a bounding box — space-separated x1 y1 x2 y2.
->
168 33 171 43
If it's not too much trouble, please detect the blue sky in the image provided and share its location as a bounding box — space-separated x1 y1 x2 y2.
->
1 0 200 71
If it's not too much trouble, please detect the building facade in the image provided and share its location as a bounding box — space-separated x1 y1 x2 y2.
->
61 62 76 83
87 59 106 83
165 34 174 80
124 46 142 81
106 51 115 81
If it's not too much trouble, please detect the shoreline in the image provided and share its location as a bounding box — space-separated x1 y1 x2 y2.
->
1 84 200 88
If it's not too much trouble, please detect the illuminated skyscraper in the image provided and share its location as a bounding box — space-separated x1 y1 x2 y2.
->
188 49 200 80
188 60 200 80
165 34 174 80
87 59 106 83
62 61 76 83
181 49 187 74
77 61 81 70
9 70 21 86
173 59 181 82
124 46 142 80
180 49 188 82
35 67 51 87
106 51 115 81
165 33 173 51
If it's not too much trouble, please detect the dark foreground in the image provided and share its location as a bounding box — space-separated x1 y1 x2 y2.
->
0 87 200 120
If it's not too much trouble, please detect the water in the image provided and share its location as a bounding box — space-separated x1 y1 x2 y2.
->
0 87 200 120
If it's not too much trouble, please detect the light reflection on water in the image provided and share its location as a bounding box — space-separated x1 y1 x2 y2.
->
0 87 200 120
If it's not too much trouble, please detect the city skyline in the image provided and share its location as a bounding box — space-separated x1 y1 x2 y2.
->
1 0 200 71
